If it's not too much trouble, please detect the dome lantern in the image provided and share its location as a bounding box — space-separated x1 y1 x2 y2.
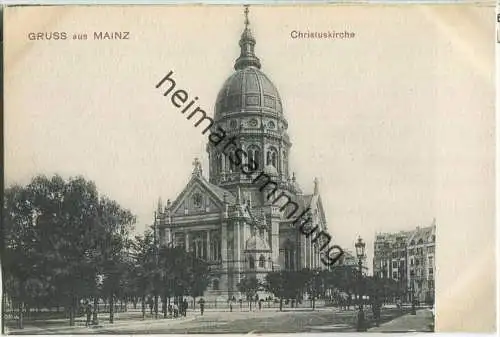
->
234 5 261 70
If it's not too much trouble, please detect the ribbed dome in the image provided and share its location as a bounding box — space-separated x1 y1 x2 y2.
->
214 67 283 120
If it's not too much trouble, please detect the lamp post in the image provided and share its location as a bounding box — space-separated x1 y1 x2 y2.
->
410 280 416 315
355 236 366 332
93 273 104 325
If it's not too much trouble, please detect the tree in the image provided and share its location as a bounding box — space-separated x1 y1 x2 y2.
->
131 231 156 319
237 277 260 310
265 272 287 311
3 175 136 327
304 269 324 310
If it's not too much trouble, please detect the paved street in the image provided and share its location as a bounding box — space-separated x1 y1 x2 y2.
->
369 309 434 332
6 307 434 334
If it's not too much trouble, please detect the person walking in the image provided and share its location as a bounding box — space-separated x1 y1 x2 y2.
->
173 302 179 318
199 298 205 316
149 298 154 315
85 301 92 327
183 299 188 317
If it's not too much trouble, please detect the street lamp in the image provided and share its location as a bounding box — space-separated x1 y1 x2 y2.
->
93 273 104 325
355 236 366 332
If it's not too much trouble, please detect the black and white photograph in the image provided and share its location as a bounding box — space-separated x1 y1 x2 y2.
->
3 4 496 334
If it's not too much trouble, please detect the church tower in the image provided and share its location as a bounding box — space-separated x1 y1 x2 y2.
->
207 6 295 207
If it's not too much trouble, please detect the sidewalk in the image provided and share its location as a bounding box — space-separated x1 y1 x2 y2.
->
5 313 196 335
369 309 434 332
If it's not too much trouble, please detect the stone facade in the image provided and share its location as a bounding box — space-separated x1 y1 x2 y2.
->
373 220 436 303
154 10 329 300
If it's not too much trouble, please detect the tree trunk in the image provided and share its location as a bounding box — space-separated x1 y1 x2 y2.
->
154 295 158 319
141 295 146 320
17 302 24 329
279 298 283 312
312 297 316 311
69 296 76 327
249 300 252 311
92 297 99 325
109 295 114 324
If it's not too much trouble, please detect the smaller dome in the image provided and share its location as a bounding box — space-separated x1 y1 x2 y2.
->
263 164 279 176
246 235 270 251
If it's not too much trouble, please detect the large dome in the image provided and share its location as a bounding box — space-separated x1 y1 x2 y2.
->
214 66 283 120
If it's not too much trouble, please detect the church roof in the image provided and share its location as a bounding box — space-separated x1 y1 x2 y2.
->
215 67 283 120
214 7 283 121
204 179 236 204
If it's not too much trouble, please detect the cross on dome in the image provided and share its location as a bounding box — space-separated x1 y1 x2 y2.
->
244 5 250 28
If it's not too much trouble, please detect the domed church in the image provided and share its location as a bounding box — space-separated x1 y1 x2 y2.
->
154 7 329 299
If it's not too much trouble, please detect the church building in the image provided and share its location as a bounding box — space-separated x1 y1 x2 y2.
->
154 7 330 299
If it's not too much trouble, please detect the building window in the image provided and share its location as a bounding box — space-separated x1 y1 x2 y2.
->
428 256 433 266
392 251 397 258
247 146 261 170
249 256 255 269
392 272 397 279
228 150 237 172
259 255 265 268
429 268 433 275
418 238 424 245
266 147 278 168
217 153 223 173
392 261 398 268
210 236 221 261
284 241 295 270
213 279 220 290
415 259 420 266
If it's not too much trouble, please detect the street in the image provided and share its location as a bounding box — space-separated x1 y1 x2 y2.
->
6 307 434 334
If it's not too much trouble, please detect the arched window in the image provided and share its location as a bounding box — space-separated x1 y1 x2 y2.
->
249 256 255 269
266 147 278 168
259 255 265 268
418 239 424 245
217 153 223 173
247 146 261 170
228 150 237 172
210 236 221 261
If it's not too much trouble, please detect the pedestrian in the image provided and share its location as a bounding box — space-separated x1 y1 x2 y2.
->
173 302 179 318
149 298 154 315
183 299 188 317
199 298 205 316
258 299 262 311
85 301 92 327
168 304 172 317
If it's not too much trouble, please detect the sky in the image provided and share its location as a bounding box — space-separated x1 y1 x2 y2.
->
4 3 495 299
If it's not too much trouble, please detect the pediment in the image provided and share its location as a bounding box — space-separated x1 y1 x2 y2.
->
170 176 229 217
